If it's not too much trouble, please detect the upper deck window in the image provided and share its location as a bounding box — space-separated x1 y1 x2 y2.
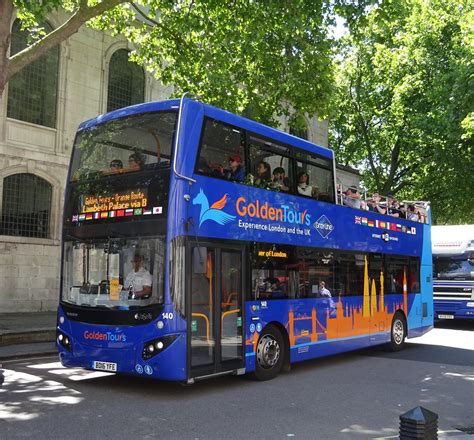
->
70 111 177 181
196 119 245 182
195 116 335 204
248 136 293 193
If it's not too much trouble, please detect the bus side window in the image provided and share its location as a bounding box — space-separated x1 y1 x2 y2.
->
195 119 245 182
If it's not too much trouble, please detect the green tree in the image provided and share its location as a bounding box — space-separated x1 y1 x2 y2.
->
0 0 335 123
331 0 473 224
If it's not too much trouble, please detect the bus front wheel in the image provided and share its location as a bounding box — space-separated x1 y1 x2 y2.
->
389 312 407 352
254 325 285 381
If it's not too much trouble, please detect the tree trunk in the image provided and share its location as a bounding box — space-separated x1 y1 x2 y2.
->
0 0 14 97
0 0 129 95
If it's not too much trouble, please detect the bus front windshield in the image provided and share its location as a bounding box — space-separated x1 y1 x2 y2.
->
70 111 177 181
62 236 165 309
433 255 474 280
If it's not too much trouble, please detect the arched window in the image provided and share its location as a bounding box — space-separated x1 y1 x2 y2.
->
107 49 145 112
7 20 59 128
289 114 308 140
1 174 52 238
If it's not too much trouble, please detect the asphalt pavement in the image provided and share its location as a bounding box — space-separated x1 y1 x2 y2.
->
1 321 473 440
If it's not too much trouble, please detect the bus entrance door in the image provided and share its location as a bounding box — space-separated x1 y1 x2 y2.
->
189 244 244 378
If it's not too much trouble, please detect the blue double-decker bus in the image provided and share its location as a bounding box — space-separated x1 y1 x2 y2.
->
57 97 433 382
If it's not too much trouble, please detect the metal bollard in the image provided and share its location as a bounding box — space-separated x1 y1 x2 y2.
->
400 406 438 439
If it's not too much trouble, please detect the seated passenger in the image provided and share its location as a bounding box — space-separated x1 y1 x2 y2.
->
271 167 291 192
367 192 386 214
196 157 212 174
297 172 319 198
343 186 361 209
253 161 271 185
224 155 246 182
102 159 123 175
128 153 145 171
318 281 336 317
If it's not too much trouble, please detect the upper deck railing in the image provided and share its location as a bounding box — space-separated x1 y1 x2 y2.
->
336 186 430 224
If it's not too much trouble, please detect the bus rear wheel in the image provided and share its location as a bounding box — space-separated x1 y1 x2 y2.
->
389 312 406 352
254 325 285 381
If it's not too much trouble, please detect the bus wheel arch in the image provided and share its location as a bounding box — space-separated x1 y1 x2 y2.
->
388 310 407 352
253 323 288 381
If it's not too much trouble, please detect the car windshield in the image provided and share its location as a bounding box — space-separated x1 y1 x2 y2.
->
433 256 474 280
70 111 177 181
62 236 165 309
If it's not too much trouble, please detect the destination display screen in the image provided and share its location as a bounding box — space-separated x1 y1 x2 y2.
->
69 188 164 224
64 167 170 227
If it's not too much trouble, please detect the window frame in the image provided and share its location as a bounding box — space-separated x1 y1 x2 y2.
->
0 173 53 239
7 19 60 128
106 49 145 113
246 242 421 300
194 117 246 181
194 116 336 204
247 134 295 194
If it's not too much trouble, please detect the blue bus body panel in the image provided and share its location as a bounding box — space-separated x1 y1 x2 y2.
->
183 176 424 256
243 293 420 373
57 305 188 381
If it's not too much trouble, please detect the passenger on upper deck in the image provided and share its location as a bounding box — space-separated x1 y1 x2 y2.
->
386 194 401 218
367 192 387 215
128 153 145 171
253 161 271 185
297 172 319 198
271 167 291 192
343 186 361 209
224 155 245 182
406 204 419 222
102 159 123 175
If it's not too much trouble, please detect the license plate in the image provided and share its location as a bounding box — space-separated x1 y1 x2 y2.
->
437 314 454 320
93 361 117 372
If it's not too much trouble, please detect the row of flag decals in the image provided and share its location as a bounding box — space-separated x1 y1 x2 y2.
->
72 207 162 223
354 216 416 235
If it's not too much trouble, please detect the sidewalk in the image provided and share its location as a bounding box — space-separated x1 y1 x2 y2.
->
0 311 57 361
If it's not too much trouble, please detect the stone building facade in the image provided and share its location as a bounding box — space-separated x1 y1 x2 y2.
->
0 11 331 314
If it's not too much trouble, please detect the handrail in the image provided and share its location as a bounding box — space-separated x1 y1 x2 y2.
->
338 186 430 224
172 92 196 184
192 312 211 344
221 308 241 326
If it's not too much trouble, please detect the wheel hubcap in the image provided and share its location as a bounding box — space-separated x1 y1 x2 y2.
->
393 319 404 344
257 335 280 369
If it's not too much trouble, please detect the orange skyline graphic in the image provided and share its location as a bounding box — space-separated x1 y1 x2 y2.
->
248 256 408 350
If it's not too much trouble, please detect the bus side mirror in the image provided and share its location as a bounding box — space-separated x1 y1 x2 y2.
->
192 247 208 274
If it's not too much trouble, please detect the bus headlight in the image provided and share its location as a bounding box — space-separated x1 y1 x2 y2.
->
142 335 178 360
57 330 72 352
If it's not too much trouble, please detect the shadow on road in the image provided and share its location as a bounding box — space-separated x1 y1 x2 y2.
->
358 342 474 368
434 319 474 331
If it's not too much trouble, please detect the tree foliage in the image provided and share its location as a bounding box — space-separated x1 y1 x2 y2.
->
0 0 335 124
331 0 473 224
